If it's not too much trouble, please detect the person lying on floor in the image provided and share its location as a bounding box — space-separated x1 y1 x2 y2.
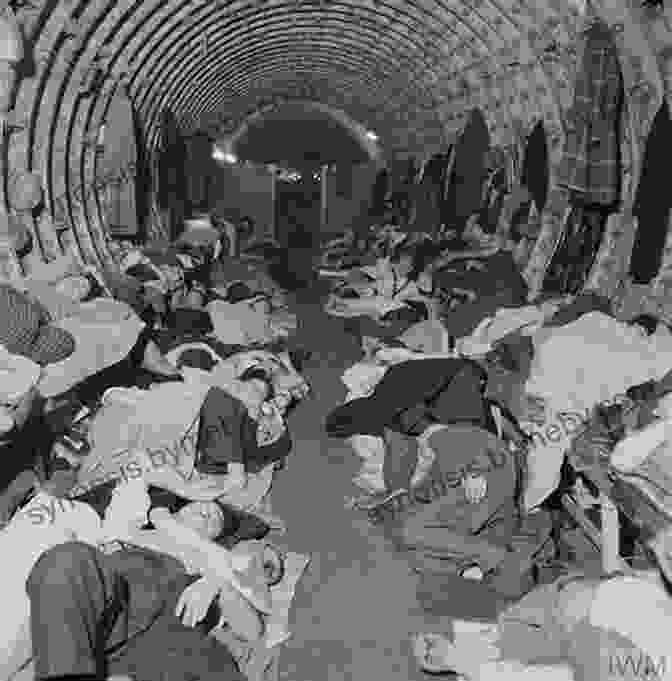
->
75 354 294 501
389 422 536 594
3 479 284 681
412 524 672 681
331 241 437 315
426 218 502 272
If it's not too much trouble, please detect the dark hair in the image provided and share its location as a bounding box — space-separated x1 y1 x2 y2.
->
629 314 661 336
72 482 236 540
148 492 239 541
138 489 239 541
239 366 275 400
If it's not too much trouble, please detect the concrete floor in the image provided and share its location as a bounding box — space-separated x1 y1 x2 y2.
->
271 292 454 681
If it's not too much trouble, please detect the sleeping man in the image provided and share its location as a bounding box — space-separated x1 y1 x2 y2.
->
74 346 306 503
393 422 529 591
4 478 281 681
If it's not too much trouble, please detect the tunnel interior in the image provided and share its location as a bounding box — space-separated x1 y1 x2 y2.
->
0 0 669 298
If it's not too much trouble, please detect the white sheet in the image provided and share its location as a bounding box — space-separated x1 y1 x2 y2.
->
527 313 672 415
522 313 672 510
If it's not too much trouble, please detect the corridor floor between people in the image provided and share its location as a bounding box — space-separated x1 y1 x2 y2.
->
271 294 493 681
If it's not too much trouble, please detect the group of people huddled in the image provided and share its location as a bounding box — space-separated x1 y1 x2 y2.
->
0 208 316 681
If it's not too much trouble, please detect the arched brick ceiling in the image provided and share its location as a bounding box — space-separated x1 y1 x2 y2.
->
13 0 588 164
230 100 375 167
4 0 604 266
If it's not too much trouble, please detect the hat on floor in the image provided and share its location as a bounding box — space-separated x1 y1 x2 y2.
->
28 325 75 366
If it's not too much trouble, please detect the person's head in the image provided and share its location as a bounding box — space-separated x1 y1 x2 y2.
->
174 500 230 540
237 366 275 414
240 365 274 391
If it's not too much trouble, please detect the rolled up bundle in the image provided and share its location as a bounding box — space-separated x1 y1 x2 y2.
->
149 507 272 614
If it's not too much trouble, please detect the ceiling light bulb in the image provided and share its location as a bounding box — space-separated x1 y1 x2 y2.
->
212 146 237 164
366 130 379 141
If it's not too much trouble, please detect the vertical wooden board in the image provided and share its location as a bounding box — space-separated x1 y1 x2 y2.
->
98 91 140 238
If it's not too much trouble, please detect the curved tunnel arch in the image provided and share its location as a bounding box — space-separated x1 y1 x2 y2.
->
220 99 385 166
0 0 666 295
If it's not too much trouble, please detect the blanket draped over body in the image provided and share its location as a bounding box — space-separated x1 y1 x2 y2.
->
325 358 491 439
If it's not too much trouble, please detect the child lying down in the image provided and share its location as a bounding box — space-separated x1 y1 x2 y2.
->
2 478 286 681
75 364 298 505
